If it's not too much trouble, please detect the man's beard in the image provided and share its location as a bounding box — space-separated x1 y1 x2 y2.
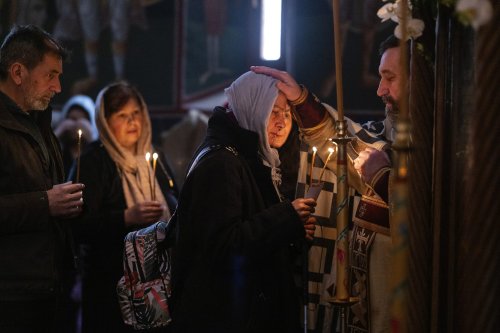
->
22 82 52 111
382 94 399 125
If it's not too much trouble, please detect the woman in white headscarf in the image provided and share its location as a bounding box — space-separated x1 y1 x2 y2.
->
70 82 177 333
53 94 97 176
171 71 316 333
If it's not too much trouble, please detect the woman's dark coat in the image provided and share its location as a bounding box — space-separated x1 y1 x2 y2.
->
171 108 305 333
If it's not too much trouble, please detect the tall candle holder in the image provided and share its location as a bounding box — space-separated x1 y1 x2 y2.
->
329 121 358 333
327 0 359 331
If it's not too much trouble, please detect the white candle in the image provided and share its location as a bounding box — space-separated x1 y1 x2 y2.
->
145 152 153 199
76 129 82 183
310 146 317 186
318 147 335 183
152 153 158 201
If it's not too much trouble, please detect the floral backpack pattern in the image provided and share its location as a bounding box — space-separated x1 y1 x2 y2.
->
116 219 174 330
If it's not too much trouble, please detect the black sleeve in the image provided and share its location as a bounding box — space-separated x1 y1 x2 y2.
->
69 146 127 244
155 148 179 212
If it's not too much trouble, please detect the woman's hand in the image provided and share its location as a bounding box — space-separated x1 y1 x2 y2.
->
304 216 316 241
124 201 164 226
292 198 317 241
292 197 316 221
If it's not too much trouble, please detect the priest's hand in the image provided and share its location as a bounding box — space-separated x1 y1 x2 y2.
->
354 148 391 183
250 66 303 101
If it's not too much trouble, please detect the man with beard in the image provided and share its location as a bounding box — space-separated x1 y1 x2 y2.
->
0 25 84 332
252 34 403 213
252 35 405 332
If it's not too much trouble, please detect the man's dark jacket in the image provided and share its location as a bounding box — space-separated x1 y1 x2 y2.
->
171 108 305 333
0 94 70 300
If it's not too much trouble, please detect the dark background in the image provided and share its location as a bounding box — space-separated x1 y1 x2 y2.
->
0 0 395 139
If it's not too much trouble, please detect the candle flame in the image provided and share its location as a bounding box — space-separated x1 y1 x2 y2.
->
152 152 158 160
312 146 317 152
145 152 151 161
78 129 82 137
328 147 334 153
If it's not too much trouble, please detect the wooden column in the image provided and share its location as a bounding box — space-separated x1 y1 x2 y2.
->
456 2 500 332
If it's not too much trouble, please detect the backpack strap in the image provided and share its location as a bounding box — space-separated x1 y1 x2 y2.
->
186 144 238 177
166 144 238 244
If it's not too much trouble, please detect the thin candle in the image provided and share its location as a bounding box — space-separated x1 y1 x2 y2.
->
152 153 158 201
332 0 344 121
145 152 153 199
318 147 335 183
76 129 82 183
310 146 317 187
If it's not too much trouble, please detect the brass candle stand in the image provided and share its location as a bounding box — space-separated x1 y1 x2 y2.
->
328 120 359 333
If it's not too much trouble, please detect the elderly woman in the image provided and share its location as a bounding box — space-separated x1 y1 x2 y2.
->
71 82 177 333
171 71 316 333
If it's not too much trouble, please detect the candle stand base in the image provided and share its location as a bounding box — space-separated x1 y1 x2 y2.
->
328 297 360 333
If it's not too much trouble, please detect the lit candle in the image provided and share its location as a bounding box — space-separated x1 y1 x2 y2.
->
76 129 82 183
318 147 335 183
152 153 158 201
145 152 153 199
310 146 317 186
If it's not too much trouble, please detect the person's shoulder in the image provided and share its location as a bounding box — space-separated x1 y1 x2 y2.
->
81 141 111 163
192 144 241 175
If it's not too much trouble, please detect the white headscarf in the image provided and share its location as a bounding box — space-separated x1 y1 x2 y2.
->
60 94 98 140
95 83 170 221
225 71 283 198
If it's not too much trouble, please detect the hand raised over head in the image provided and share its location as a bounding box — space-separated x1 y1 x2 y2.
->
250 66 303 102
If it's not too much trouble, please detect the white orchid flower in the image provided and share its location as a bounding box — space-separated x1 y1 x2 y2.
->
377 2 398 22
394 18 425 40
456 0 493 30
